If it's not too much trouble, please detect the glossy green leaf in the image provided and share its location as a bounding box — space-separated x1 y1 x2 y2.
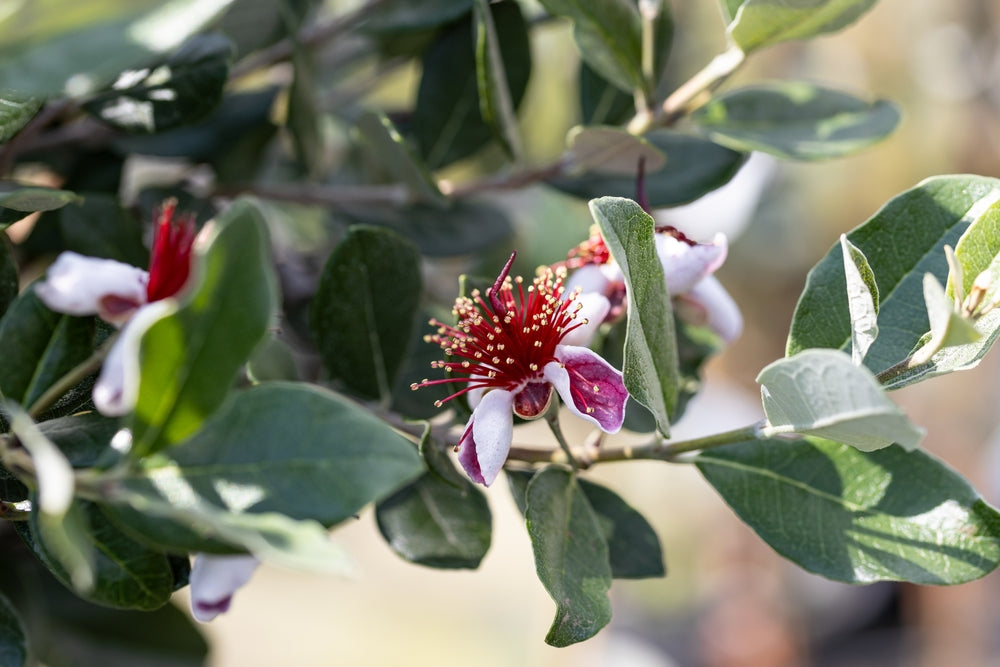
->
0 291 94 409
840 235 879 365
787 175 1000 378
355 111 444 205
414 2 531 169
567 125 666 175
109 383 424 554
0 0 237 98
82 34 232 133
312 225 422 400
360 0 475 32
0 187 82 228
578 479 665 579
0 593 26 667
728 0 878 54
692 83 900 160
697 436 1000 584
0 237 16 320
525 466 612 647
376 470 491 569
0 96 41 144
39 412 121 467
539 0 643 94
590 197 677 434
550 131 746 206
418 426 468 489
129 198 277 457
474 0 524 160
758 349 924 451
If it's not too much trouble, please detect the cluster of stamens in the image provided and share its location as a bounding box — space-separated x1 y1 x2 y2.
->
146 199 197 302
554 225 611 270
412 252 587 408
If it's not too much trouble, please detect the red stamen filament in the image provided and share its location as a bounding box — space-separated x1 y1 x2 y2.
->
146 199 197 302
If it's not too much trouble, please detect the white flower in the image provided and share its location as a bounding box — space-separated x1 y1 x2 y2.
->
189 554 259 622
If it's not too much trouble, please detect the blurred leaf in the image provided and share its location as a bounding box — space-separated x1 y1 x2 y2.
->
391 319 453 419
526 466 612 647
0 186 82 228
728 0 878 54
758 349 925 451
109 383 424 554
218 0 316 58
129 198 277 457
0 237 16 320
840 235 879 365
312 225 422 400
0 96 41 143
788 176 1000 378
55 194 148 265
692 83 900 160
474 0 524 160
246 333 299 383
356 111 444 205
720 0 744 22
579 62 633 126
376 469 491 569
361 0 476 32
414 2 531 169
550 131 745 206
83 34 233 133
697 436 1000 584
567 125 665 175
288 43 323 177
578 479 665 578
0 0 237 98
0 291 95 408
590 197 677 434
38 412 121 470
0 592 26 667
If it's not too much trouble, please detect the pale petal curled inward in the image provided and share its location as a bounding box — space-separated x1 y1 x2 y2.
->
35 252 149 326
189 553 260 623
655 232 727 295
560 291 611 347
564 263 620 297
458 388 515 486
681 276 743 343
544 344 627 434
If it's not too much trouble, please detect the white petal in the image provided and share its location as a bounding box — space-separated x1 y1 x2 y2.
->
93 300 176 416
544 345 627 433
35 252 149 325
561 292 610 347
189 553 259 623
565 264 612 296
470 389 515 486
655 233 728 295
686 276 743 343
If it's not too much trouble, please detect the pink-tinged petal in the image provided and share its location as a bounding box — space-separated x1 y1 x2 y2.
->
655 233 727 295
458 389 514 486
560 292 610 347
544 345 627 433
189 553 259 623
682 276 743 343
93 300 175 416
35 252 149 325
564 264 612 297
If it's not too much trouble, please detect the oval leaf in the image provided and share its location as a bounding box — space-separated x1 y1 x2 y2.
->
356 111 444 205
578 479 665 579
474 0 526 160
0 593 26 667
840 235 879 365
567 125 666 175
728 0 878 54
697 436 1000 584
0 96 41 143
0 186 82 228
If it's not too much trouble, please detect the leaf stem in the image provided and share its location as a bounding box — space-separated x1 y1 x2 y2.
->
27 334 117 419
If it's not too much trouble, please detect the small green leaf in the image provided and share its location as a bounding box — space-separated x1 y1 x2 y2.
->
418 426 468 489
0 186 82 228
578 479 665 579
590 197 677 434
355 111 444 205
474 0 524 160
692 83 900 160
728 0 878 54
758 349 924 451
840 235 879 365
567 125 666 175
912 274 980 365
0 592 26 667
360 0 476 32
376 470 492 569
949 197 1000 300
525 466 612 647
129 198 277 457
0 236 17 320
549 131 745 207
82 34 233 133
697 436 1000 584
720 0 745 23
0 95 41 143
311 226 422 400
246 333 299 383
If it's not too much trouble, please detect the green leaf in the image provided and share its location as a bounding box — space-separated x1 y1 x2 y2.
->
360 0 476 32
0 291 95 409
311 225 422 400
418 426 468 489
787 175 1000 376
414 2 531 169
474 0 525 160
697 436 1000 584
355 111 444 205
579 62 633 126
0 592 25 667
590 197 677 434
54 194 149 265
578 479 665 578
840 235 879 365
288 43 323 177
758 349 924 451
0 96 41 143
0 186 82 228
911 274 980 365
129 198 277 457
720 0 745 22
539 0 643 94
82 34 233 133
246 333 299 383
526 466 613 647
567 125 666 175
0 0 237 98
549 131 746 207
692 83 900 160
376 470 492 569
950 198 1000 299
0 237 16 320
39 412 121 467
109 383 424 554
728 0 878 54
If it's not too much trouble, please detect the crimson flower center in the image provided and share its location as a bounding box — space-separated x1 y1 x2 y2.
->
146 200 197 303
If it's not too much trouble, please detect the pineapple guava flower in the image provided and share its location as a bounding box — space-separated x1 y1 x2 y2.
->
414 253 628 486
35 200 196 416
189 553 259 622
